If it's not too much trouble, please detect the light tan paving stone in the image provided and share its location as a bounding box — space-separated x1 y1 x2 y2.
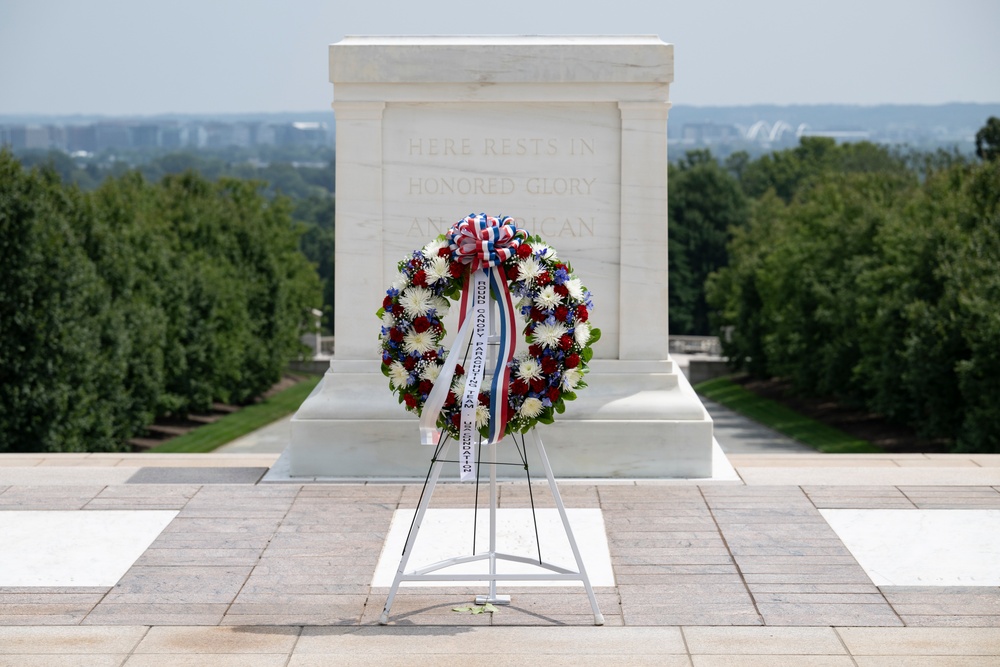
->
759 602 903 626
853 658 1000 667
749 583 881 594
295 626 687 654
160 517 279 535
100 566 253 604
124 656 289 667
83 604 229 626
0 656 128 667
0 625 147 653
683 626 846 655
0 468 136 486
622 607 763 626
900 616 1000 627
691 657 854 667
134 626 299 654
134 548 263 567
753 593 890 604
837 627 1000 655
290 656 691 667
738 467 1000 486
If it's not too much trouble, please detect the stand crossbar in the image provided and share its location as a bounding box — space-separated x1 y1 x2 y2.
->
378 428 604 625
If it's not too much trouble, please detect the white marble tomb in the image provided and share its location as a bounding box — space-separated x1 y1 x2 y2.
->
286 36 717 478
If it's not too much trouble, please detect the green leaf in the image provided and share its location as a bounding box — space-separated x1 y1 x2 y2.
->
581 347 594 363
380 364 390 378
554 400 566 414
376 306 385 318
483 603 499 613
562 391 577 401
588 327 602 344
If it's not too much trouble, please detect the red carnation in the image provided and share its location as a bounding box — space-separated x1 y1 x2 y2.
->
547 387 561 403
451 413 461 428
528 344 543 358
449 262 465 278
554 284 569 297
413 316 431 333
478 392 489 406
403 356 416 370
383 295 394 309
541 357 557 374
419 380 433 394
507 264 520 281
531 308 548 323
530 377 545 393
517 243 532 258
446 391 457 406
565 353 580 368
536 271 551 286
389 328 404 342
555 305 570 322
412 269 428 287
559 334 573 351
404 394 418 409
455 364 465 376
424 350 438 360
576 305 589 322
512 379 529 396
555 263 568 272
438 246 451 257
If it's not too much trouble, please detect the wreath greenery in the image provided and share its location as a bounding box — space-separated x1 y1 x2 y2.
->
378 222 600 441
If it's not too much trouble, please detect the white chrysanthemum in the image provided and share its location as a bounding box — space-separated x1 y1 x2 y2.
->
534 285 562 309
516 358 543 381
534 243 557 260
475 404 490 429
452 376 466 393
388 361 409 389
403 329 436 355
514 349 532 362
420 364 441 382
392 276 409 291
574 322 592 348
433 297 450 318
517 256 542 283
400 286 434 317
422 239 449 258
562 367 583 391
382 311 396 328
532 321 568 349
565 278 585 300
425 256 451 284
519 397 544 418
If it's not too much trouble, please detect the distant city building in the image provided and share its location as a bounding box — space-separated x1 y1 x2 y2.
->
0 119 330 153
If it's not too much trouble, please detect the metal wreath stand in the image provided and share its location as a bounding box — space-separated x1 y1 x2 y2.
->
379 311 604 626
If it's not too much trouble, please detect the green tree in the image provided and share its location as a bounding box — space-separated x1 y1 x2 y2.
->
975 116 1000 162
668 150 748 335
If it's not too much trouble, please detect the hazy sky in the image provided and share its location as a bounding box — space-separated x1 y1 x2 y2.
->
1 0 998 115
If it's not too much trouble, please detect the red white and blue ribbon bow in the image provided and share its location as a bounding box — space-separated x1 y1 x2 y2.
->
419 214 526 481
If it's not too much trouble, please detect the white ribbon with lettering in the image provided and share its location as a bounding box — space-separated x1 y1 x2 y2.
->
457 269 490 481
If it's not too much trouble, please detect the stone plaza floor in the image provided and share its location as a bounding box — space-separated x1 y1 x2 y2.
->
0 450 999 665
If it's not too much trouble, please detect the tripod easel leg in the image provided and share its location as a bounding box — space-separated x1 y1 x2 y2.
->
528 429 605 626
379 438 450 625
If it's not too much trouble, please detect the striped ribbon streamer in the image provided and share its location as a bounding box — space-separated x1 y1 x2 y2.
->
418 214 525 480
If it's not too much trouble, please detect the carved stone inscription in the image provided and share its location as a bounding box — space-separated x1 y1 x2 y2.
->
382 103 621 356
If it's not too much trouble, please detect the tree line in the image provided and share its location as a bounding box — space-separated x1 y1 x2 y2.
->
0 150 320 453
670 118 1000 453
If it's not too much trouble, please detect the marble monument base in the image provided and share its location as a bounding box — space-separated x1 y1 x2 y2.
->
286 358 716 479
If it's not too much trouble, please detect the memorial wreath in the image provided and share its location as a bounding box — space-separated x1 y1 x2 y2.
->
378 213 600 454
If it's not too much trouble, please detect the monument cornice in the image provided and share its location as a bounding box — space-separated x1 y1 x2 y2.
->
330 35 673 86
